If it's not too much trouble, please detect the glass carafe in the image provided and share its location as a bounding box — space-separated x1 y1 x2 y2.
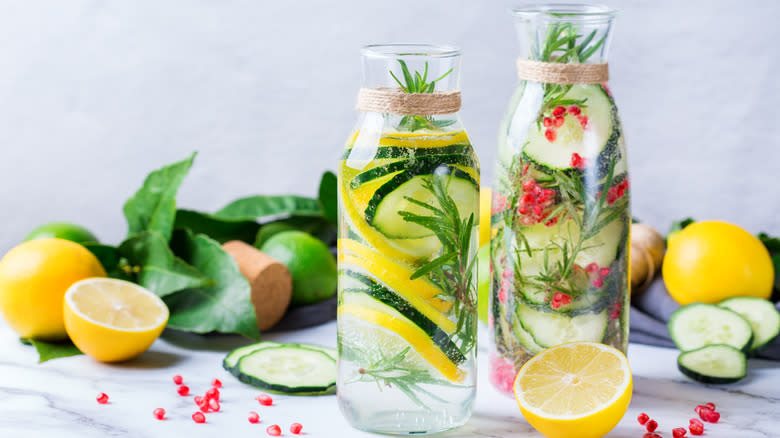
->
489 5 630 394
337 44 478 434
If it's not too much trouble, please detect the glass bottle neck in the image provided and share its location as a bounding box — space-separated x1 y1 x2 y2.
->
360 44 461 92
512 5 616 64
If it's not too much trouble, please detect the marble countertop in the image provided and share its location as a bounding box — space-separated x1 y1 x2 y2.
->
1 320 778 438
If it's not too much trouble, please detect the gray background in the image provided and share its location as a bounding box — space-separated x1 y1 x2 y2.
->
1 0 778 252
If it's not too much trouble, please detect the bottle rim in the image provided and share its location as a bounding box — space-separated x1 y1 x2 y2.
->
511 4 617 22
361 44 461 59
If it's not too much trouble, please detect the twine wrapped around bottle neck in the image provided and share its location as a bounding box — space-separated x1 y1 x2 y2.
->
516 58 609 85
356 87 461 116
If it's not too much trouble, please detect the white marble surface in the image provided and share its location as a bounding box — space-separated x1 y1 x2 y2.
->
1 319 778 438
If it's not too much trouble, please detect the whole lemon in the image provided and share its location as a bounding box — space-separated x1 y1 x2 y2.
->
0 238 106 340
662 221 773 305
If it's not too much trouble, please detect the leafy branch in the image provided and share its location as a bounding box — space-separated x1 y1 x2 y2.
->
389 60 456 132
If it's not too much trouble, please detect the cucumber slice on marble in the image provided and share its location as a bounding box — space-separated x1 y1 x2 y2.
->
677 344 747 384
668 303 753 352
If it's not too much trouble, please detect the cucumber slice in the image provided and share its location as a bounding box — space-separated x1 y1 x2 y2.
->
367 167 478 239
515 218 624 309
523 84 617 170
668 303 754 352
512 311 543 354
340 283 465 365
223 341 337 374
350 154 477 189
677 344 747 384
718 297 780 351
515 300 608 348
235 345 336 395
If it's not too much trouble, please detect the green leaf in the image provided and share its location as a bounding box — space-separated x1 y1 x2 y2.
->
118 231 213 298
215 195 322 222
669 217 695 236
22 338 83 363
758 232 780 254
318 171 338 224
166 230 260 339
123 153 196 242
174 209 260 243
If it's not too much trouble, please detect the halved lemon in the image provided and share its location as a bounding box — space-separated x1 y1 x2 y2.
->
513 342 632 438
63 278 169 362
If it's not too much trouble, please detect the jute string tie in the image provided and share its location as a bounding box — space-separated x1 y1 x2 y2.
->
516 58 608 85
356 87 461 116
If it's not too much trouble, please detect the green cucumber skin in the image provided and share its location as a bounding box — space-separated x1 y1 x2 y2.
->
363 166 477 225
718 297 780 352
677 345 747 384
669 303 754 353
350 154 477 189
234 347 337 395
341 269 466 365
341 144 473 160
222 341 281 373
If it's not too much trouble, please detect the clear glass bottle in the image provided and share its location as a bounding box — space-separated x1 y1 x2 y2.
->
489 5 630 394
337 44 478 434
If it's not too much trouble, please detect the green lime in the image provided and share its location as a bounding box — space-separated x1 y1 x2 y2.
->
477 244 490 323
253 222 297 249
260 231 337 306
25 222 98 244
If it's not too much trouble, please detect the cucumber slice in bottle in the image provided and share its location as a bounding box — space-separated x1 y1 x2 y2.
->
677 344 747 384
235 345 337 395
515 300 608 348
668 303 754 352
718 297 780 351
523 85 617 171
368 169 478 239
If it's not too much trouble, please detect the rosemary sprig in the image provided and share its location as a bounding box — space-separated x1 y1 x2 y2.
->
344 344 454 410
398 171 478 352
389 60 456 132
531 23 607 117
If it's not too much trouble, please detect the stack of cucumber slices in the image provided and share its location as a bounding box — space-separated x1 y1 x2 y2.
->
223 341 337 395
668 297 780 384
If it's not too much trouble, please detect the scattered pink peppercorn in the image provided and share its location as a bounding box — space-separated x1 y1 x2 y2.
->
568 105 581 115
248 411 260 424
192 412 206 424
206 387 220 401
599 267 611 277
543 117 553 127
211 378 222 388
208 398 220 412
544 129 556 142
194 395 204 405
585 262 599 273
553 116 565 128
646 419 658 432
96 393 109 404
704 402 716 411
689 418 705 435
290 423 303 435
592 277 604 288
177 385 190 396
173 375 183 385
637 413 650 425
673 427 687 438
267 424 282 436
153 408 166 420
257 394 273 406
643 433 662 438
705 410 720 423
552 106 566 117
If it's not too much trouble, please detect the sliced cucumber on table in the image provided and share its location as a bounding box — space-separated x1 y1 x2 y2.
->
677 344 747 384
235 345 337 395
515 300 608 348
718 297 780 351
668 303 753 352
523 84 618 171
223 341 281 372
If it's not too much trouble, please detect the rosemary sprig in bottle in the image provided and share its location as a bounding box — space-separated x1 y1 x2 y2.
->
398 170 478 353
389 60 456 132
531 23 607 115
